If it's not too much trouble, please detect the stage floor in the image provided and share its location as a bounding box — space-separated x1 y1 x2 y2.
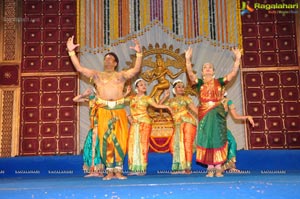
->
1 150 300 198
1 171 300 199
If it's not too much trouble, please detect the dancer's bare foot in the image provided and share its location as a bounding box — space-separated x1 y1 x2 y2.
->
127 172 138 176
84 172 103 178
137 172 146 176
185 169 192 175
103 172 114 180
115 171 127 180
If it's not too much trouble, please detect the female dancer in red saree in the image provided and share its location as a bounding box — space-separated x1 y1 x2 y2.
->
185 47 241 177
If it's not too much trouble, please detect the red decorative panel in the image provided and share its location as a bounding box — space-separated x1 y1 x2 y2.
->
59 93 75 106
23 108 39 122
285 117 300 131
21 139 39 155
23 58 41 71
60 1 76 13
245 88 263 101
59 107 76 121
249 133 267 148
266 118 283 131
23 93 40 107
259 24 275 37
277 37 296 50
44 29 60 42
241 0 298 67
44 2 60 14
61 16 76 28
257 10 274 22
0 65 19 85
24 29 42 42
24 44 41 56
243 52 260 67
41 124 57 137
59 123 75 136
24 1 42 13
60 77 76 91
22 124 39 137
59 138 75 153
261 52 277 66
282 87 298 101
41 138 57 153
60 29 75 42
41 93 58 106
287 133 300 147
42 58 59 71
42 44 59 56
24 15 42 28
268 133 286 148
22 78 40 92
246 103 264 116
264 88 280 101
42 78 58 91
22 0 76 73
243 38 259 51
20 0 78 156
243 70 300 149
260 38 276 51
41 108 58 121
59 57 75 71
20 75 78 155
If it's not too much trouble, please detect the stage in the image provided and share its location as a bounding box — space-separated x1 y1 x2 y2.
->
1 150 300 199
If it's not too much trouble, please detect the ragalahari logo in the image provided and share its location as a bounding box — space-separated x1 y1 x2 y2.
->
241 2 254 15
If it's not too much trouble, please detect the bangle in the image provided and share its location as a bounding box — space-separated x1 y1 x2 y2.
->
136 52 143 57
68 51 76 56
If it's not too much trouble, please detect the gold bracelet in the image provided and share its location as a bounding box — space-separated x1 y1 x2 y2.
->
68 51 76 56
136 52 143 57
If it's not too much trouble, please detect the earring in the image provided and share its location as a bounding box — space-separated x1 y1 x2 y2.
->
172 88 176 95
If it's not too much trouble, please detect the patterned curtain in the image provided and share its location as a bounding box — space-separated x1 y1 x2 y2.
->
77 0 242 52
76 0 245 150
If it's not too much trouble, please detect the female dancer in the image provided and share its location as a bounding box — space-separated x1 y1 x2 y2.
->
160 80 198 174
222 91 254 172
73 87 104 177
126 78 172 176
185 47 241 177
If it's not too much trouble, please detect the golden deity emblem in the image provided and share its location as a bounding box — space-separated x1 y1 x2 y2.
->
127 43 196 102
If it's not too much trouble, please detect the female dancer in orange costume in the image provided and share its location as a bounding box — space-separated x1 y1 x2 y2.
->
160 80 198 174
126 79 171 176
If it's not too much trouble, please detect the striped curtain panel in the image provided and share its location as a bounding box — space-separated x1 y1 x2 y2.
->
77 0 242 53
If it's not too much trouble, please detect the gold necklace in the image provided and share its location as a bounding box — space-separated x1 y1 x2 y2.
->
101 71 116 83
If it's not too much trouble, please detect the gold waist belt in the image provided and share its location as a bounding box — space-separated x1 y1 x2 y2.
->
173 110 188 120
96 98 125 109
201 101 220 107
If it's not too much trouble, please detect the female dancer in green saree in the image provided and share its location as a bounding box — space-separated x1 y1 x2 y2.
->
73 87 104 177
185 47 242 177
221 92 254 172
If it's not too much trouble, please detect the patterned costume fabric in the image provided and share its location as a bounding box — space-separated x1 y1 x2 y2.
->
82 95 102 173
195 78 228 165
126 95 155 173
164 95 197 172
